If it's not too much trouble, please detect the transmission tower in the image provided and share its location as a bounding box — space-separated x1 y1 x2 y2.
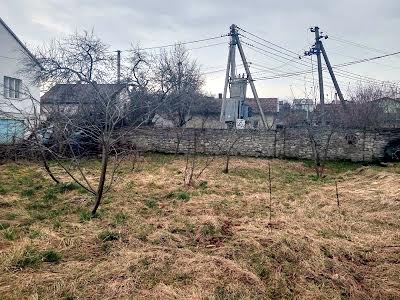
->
305 26 346 125
220 24 267 128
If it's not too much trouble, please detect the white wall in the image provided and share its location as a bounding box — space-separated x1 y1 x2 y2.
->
0 21 40 120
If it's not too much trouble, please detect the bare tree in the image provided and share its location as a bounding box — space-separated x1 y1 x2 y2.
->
154 44 203 127
22 30 137 216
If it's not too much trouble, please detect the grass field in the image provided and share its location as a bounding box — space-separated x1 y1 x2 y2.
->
0 155 399 299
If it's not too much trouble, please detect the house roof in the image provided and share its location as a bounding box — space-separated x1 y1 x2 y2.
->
0 17 42 69
189 97 279 115
41 84 126 105
246 98 279 114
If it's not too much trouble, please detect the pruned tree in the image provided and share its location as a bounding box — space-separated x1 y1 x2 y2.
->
22 30 139 216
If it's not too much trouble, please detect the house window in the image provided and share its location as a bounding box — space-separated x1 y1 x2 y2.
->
3 76 22 99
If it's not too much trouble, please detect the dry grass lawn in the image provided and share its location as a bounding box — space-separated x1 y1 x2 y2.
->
0 154 399 300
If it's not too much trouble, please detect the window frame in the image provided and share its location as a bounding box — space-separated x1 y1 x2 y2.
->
3 76 22 99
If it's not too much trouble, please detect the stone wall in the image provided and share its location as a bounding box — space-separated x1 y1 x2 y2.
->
128 127 400 162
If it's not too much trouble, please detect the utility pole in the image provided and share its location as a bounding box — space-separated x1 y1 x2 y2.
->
305 26 347 125
220 25 237 121
313 26 325 125
117 50 121 84
220 24 267 128
320 43 346 108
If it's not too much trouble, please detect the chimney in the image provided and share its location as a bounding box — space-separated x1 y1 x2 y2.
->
218 93 223 99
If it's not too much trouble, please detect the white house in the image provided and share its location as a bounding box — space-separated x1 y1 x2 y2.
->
0 17 41 144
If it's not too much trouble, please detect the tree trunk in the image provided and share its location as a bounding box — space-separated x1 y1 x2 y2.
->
223 154 230 174
92 145 109 216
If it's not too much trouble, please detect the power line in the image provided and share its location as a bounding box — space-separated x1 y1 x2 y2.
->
114 34 229 53
328 35 390 55
236 25 300 56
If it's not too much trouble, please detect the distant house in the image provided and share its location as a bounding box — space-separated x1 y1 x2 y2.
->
0 17 41 144
372 97 400 127
40 83 129 118
293 99 314 112
154 97 279 129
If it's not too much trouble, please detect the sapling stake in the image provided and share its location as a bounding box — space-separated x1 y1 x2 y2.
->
335 181 340 208
268 162 272 230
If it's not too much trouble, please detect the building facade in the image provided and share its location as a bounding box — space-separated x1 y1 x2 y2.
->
0 17 41 144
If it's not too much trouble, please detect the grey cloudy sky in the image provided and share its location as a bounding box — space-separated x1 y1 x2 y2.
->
1 0 399 100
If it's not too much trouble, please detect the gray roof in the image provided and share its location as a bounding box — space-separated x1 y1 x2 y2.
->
41 84 126 105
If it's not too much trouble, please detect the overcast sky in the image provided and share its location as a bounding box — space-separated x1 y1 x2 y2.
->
1 0 399 100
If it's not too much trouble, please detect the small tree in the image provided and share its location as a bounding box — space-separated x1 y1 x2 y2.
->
154 44 203 127
23 30 136 216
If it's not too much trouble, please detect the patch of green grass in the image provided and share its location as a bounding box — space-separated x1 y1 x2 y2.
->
29 230 42 239
62 293 75 300
177 191 190 201
317 228 351 240
0 222 11 230
114 212 128 225
20 188 37 197
0 184 6 194
53 219 62 229
198 181 208 189
230 167 266 180
200 223 218 236
14 247 41 268
144 198 157 208
5 212 18 220
13 247 61 268
79 210 92 222
98 230 120 242
134 224 154 241
166 190 191 202
3 228 17 240
41 249 61 263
